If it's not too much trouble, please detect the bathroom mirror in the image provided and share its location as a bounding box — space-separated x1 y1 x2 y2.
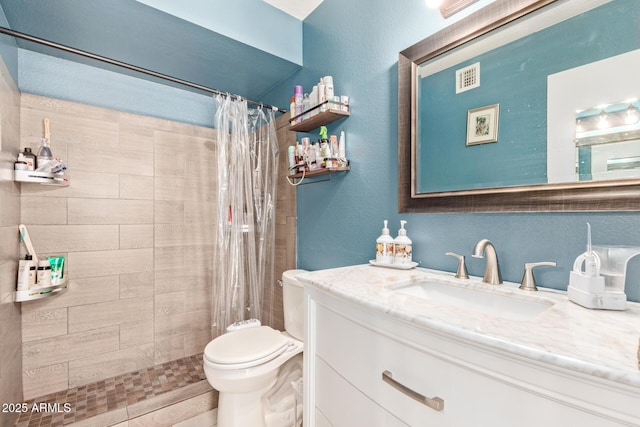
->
398 0 640 212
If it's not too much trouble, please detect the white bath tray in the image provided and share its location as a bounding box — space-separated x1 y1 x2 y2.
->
15 280 68 302
14 170 69 186
369 260 418 270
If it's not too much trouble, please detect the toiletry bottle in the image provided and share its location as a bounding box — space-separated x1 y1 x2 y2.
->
323 76 334 100
21 147 37 171
294 85 304 123
376 220 395 264
15 151 28 171
341 95 349 112
393 220 413 265
289 96 295 121
36 259 51 288
338 131 346 163
330 135 339 157
310 85 318 116
38 118 54 166
302 93 310 119
318 78 326 111
288 146 296 175
17 255 36 291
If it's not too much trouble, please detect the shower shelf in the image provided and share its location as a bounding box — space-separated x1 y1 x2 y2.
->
289 101 349 133
286 166 350 185
14 170 69 186
15 280 68 302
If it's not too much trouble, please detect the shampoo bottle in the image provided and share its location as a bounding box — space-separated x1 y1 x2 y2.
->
376 220 394 264
393 220 413 265
17 255 36 291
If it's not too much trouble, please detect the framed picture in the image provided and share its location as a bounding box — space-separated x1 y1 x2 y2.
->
466 104 499 146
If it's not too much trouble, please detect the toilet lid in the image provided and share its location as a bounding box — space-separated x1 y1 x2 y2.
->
204 326 291 368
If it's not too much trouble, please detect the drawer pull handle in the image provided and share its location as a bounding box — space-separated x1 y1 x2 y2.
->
382 370 444 412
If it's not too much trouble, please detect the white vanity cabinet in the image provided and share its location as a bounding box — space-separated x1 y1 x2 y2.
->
304 286 640 427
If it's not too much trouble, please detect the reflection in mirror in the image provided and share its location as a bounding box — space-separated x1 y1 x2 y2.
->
411 0 640 196
575 99 640 182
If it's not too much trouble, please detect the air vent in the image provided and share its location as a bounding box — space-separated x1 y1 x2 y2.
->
456 62 480 94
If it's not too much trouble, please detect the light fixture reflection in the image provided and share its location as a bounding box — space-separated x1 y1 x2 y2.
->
575 99 640 134
597 111 609 129
425 0 443 8
626 104 640 125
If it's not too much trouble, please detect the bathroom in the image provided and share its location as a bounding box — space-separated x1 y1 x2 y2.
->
1 0 639 426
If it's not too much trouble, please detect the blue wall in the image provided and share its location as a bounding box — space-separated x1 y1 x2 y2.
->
18 49 215 128
260 0 640 302
0 3 17 81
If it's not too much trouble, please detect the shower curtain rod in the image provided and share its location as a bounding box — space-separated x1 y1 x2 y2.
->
0 26 287 114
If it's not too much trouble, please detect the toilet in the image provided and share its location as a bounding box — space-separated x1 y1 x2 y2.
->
203 269 307 427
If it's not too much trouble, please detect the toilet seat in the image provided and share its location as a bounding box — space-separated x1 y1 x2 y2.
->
204 326 291 370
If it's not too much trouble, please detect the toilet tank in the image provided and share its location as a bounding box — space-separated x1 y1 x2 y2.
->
282 269 307 341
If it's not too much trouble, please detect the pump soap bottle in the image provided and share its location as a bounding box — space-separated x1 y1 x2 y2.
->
393 220 413 265
376 220 394 264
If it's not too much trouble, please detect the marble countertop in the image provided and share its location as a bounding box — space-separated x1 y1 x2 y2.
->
297 264 640 388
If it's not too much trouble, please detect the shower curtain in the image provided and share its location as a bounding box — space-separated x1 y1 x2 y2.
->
211 94 279 338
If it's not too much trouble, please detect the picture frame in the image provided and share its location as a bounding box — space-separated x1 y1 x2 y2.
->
466 104 499 146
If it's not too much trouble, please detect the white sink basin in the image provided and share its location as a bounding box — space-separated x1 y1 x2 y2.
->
394 280 554 321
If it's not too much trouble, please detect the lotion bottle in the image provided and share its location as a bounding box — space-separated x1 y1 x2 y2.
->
376 220 394 264
393 220 413 265
17 255 36 291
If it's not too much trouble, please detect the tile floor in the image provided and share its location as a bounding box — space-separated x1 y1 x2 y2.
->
15 354 208 427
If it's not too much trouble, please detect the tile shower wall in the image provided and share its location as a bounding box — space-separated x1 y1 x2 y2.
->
17 94 296 401
18 94 217 400
0 51 23 427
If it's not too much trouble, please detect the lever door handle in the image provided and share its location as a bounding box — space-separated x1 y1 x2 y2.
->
382 370 444 411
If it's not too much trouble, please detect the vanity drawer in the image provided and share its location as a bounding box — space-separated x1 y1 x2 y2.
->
314 303 619 427
315 355 408 427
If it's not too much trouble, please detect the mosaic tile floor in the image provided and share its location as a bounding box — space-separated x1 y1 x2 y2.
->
15 353 207 427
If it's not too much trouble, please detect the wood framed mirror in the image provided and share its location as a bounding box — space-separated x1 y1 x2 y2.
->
398 0 640 213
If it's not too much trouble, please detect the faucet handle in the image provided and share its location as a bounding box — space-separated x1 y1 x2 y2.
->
520 261 557 291
446 252 469 279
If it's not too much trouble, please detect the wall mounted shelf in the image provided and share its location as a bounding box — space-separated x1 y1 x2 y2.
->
15 280 68 302
14 170 69 186
289 101 350 133
286 166 350 185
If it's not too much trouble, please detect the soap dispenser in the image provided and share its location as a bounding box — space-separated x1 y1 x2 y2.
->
393 220 412 265
376 220 394 264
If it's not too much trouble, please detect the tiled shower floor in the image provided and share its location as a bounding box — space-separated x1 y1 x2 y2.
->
14 354 208 427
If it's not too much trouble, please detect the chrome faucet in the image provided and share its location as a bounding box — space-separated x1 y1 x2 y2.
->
472 239 503 285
